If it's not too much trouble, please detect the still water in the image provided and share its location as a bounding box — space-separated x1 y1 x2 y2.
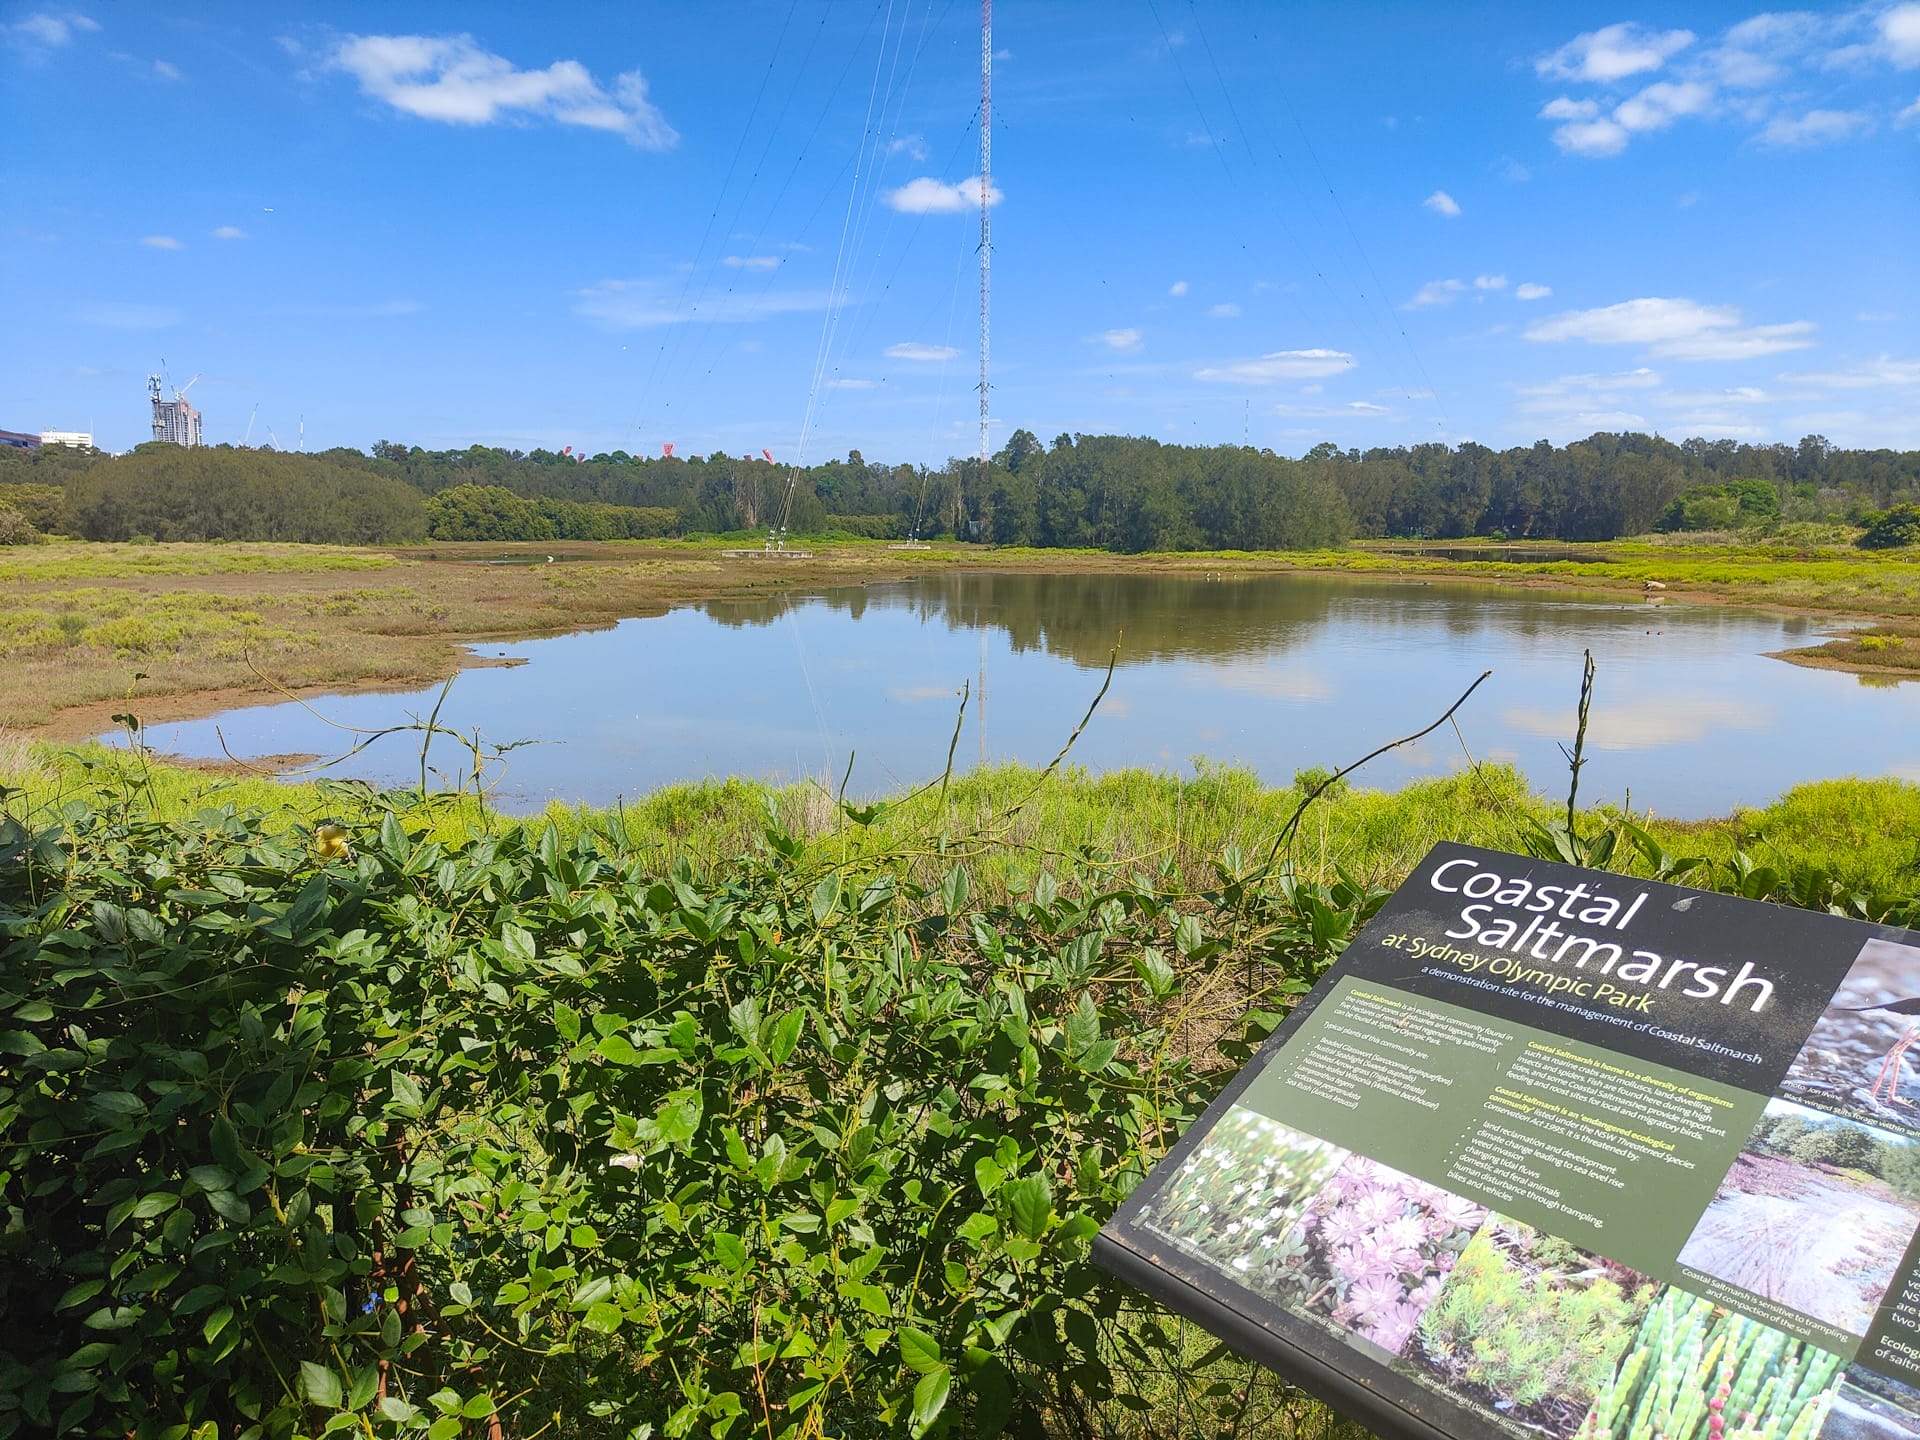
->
128 573 1920 817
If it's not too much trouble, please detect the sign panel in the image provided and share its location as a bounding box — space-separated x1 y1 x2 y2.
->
1094 842 1920 1440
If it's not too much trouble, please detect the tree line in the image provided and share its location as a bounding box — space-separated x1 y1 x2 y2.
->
4 427 1918 549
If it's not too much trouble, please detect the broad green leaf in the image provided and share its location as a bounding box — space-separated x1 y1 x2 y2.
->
584 1302 623 1334
910 1367 952 1436
1004 1176 1054 1241
712 1232 748 1271
596 1033 639 1065
810 873 841 925
300 1361 344 1408
389 1072 423 1111
767 1008 804 1066
553 1001 581 1042
203 1305 234 1344
898 1327 943 1375
462 1394 498 1419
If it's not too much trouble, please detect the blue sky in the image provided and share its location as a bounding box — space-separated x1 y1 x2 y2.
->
4 1 1916 462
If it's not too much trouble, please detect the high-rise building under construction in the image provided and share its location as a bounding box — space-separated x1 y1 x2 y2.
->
148 373 202 446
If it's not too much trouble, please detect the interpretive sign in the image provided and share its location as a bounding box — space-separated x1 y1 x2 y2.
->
1094 842 1920 1440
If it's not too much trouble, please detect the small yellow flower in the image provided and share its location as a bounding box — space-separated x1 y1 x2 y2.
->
315 823 353 862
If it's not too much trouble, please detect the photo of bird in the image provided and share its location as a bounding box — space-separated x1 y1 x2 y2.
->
1780 939 1920 1127
315 822 352 863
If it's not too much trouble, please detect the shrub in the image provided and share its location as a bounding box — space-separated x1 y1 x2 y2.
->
1859 504 1920 550
0 795 1359 1438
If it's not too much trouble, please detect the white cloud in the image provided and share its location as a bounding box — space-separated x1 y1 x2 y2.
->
1614 79 1713 133
1424 189 1461 217
328 34 678 148
1194 349 1356 383
1504 697 1764 750
1474 275 1507 291
1758 108 1873 147
574 278 831 328
1537 23 1696 83
1540 97 1599 121
139 235 182 250
1168 280 1189 296
8 12 96 46
1098 328 1144 352
1779 357 1920 390
1553 117 1631 156
1496 156 1532 182
886 342 959 361
212 225 248 240
1208 302 1241 318
1899 96 1920 127
1884 4 1920 67
1516 282 1552 301
153 59 181 80
885 133 929 160
723 255 780 271
881 175 1002 214
826 378 877 390
1405 278 1465 309
1525 296 1816 361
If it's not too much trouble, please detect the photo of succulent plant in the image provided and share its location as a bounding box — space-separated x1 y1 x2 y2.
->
1575 1286 1843 1440
1289 1151 1491 1355
1133 1105 1348 1301
1403 1214 1657 1439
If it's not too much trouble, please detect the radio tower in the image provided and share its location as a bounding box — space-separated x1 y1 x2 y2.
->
968 0 992 539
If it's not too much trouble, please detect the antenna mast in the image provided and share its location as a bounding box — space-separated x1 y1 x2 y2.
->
968 0 992 539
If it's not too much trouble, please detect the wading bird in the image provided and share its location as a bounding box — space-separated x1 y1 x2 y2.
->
1839 997 1920 1105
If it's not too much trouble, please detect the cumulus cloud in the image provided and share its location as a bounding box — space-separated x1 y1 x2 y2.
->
1168 279 1189 296
1516 282 1552 301
1194 349 1356 383
1885 4 1920 67
882 175 1002 213
329 34 678 148
139 235 182 250
1423 190 1461 217
1758 108 1873 147
1614 79 1713 133
1552 117 1631 156
1474 275 1508 291
1405 278 1465 309
1537 23 1695 83
885 133 929 160
212 225 248 240
886 342 959 361
1525 296 1816 360
723 255 780 270
1098 328 1144 352
1208 302 1241 318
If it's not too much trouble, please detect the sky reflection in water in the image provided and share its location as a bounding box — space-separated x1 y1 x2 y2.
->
123 573 1920 817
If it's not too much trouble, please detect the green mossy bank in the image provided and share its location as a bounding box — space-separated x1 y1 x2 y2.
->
4 748 1919 1439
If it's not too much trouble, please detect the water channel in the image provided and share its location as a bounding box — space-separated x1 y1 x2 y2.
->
125 572 1920 817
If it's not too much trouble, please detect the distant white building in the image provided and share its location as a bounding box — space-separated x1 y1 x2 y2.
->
40 430 93 449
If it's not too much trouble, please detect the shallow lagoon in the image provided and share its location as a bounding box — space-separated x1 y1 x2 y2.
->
126 572 1920 817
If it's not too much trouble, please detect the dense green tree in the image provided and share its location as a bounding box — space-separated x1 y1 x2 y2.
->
425 484 555 541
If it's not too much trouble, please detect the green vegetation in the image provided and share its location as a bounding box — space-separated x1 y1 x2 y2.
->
10 425 1920 551
1858 503 1920 550
1578 1289 1842 1440
1415 1218 1649 1418
5 737 1920 1438
59 446 427 545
